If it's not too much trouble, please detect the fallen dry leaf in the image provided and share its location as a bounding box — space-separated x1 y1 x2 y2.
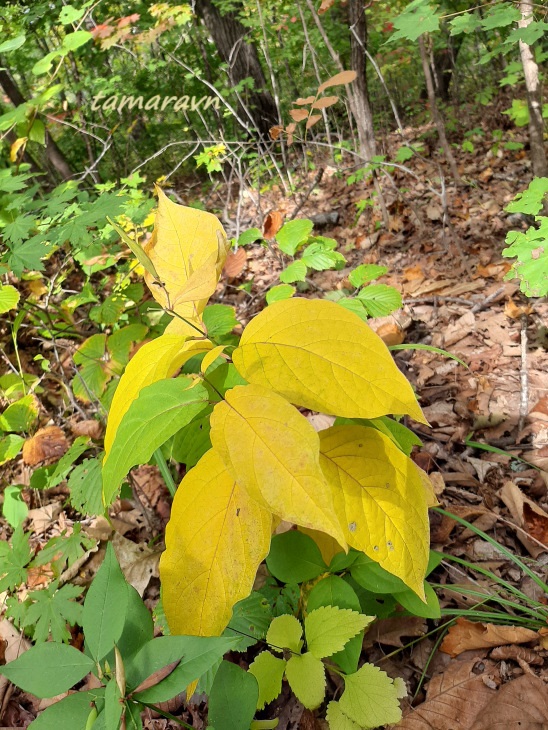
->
70 419 103 439
363 616 427 649
263 210 284 240
224 247 247 278
440 617 538 657
500 481 548 557
22 426 68 466
375 322 405 346
394 659 495 730
470 674 548 730
504 297 533 319
112 532 160 596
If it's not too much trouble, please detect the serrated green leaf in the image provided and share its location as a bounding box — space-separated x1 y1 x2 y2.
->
348 264 387 288
480 3 520 30
32 523 95 577
357 284 402 317
279 259 307 283
266 284 295 305
339 663 403 728
0 394 39 432
248 651 286 709
305 606 371 659
285 652 325 710
21 580 83 643
302 243 345 271
266 614 303 653
0 525 32 592
503 216 548 297
506 178 548 216
0 285 20 314
68 457 103 516
389 0 439 42
276 219 313 255
326 701 361 730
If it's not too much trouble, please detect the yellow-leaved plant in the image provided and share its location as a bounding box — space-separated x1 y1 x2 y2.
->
102 189 433 640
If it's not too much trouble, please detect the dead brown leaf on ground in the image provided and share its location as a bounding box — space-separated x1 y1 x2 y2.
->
470 674 548 729
112 532 160 596
223 247 247 278
22 426 68 466
440 617 539 657
500 481 548 557
363 616 427 649
262 210 284 239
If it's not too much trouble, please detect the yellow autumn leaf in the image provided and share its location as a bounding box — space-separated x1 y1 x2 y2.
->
160 449 272 635
104 334 212 456
319 425 429 597
232 298 426 423
143 189 229 321
210 384 346 547
201 345 226 374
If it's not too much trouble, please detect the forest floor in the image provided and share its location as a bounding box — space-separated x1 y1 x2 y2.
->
1 120 548 728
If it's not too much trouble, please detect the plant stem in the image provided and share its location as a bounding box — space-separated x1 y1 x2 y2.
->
154 448 177 497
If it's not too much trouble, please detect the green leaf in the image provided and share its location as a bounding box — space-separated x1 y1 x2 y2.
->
59 5 86 24
29 690 105 730
509 21 548 46
112 584 154 661
32 523 95 577
357 284 402 317
238 228 263 246
503 216 548 297
348 264 387 288
61 30 93 52
0 285 20 314
394 145 415 163
480 4 520 30
276 219 313 255
306 576 363 674
0 35 26 53
0 525 32 592
171 411 212 468
208 661 259 730
506 178 548 216
337 297 369 322
130 635 238 703
32 51 60 76
102 378 209 505
449 13 481 35
0 434 24 465
350 553 407 594
266 531 327 583
388 342 469 369
224 592 272 651
107 217 159 280
339 663 402 727
503 99 530 127
301 243 346 271
45 437 91 489
279 259 307 283
104 679 123 730
326 701 361 730
305 606 371 659
0 643 94 698
266 284 295 305
248 651 286 709
285 652 325 710
82 543 129 662
68 457 104 516
21 581 83 643
0 394 39 432
203 304 238 337
266 614 303 654
2 486 28 529
389 0 439 42
396 580 441 619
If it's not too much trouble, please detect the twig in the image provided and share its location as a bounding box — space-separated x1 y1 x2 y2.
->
518 314 529 432
470 286 505 313
289 167 324 220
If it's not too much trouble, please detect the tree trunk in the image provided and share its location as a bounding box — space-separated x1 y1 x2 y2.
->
432 32 463 102
418 34 461 185
348 0 377 159
0 68 73 181
518 0 547 177
194 0 278 137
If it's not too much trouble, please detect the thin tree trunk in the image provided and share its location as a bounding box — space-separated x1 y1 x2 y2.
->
518 0 547 177
418 34 461 185
194 0 278 137
0 68 73 181
432 32 463 102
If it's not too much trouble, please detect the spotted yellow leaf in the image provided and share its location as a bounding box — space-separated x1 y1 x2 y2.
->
319 425 428 597
160 449 271 635
232 299 426 423
210 384 346 547
143 189 229 321
104 334 212 456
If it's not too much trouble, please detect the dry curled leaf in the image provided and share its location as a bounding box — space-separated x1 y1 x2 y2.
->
269 125 283 140
490 645 543 665
500 481 548 557
224 247 247 279
363 616 427 649
375 322 405 346
70 419 103 440
504 297 533 319
318 0 335 13
440 617 538 658
305 114 322 130
22 426 69 466
289 108 308 122
470 674 548 730
263 211 284 240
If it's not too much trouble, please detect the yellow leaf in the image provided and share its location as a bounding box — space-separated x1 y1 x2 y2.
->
143 189 229 320
319 425 429 597
201 345 225 375
298 527 342 566
104 334 211 456
210 384 346 547
10 137 27 162
232 299 426 424
416 466 440 507
160 449 271 635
